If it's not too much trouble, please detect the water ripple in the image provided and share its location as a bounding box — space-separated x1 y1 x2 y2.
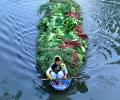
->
0 0 120 99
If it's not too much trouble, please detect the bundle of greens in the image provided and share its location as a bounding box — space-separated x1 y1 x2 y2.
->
36 0 88 76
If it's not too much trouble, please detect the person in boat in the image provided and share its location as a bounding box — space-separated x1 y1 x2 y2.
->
46 55 68 80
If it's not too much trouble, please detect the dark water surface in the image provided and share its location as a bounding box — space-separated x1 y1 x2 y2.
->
0 0 120 100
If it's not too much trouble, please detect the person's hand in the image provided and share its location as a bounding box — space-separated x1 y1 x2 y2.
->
62 75 67 79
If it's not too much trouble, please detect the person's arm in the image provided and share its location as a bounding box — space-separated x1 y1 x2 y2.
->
64 65 68 75
46 67 52 79
61 63 68 79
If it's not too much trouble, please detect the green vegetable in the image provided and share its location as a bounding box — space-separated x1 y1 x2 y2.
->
36 0 88 77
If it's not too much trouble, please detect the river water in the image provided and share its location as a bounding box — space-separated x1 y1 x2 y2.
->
0 0 120 100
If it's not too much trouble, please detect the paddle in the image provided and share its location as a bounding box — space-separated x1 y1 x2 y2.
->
41 75 90 81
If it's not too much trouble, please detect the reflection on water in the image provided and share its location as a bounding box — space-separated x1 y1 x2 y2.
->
0 91 22 100
0 0 120 100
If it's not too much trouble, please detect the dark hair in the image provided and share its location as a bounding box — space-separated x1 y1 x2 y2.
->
51 63 57 71
54 56 61 62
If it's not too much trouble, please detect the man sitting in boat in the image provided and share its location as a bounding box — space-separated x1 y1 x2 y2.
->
46 55 68 80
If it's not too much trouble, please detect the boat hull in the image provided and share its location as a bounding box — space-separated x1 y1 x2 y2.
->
50 79 71 91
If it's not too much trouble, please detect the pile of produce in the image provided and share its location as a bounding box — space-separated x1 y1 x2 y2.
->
36 0 88 76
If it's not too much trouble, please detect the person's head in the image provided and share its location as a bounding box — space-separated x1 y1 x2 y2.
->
54 55 62 66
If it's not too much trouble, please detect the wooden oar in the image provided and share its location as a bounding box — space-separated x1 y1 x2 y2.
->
41 75 90 81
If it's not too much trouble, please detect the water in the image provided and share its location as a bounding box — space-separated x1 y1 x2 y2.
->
0 0 120 100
